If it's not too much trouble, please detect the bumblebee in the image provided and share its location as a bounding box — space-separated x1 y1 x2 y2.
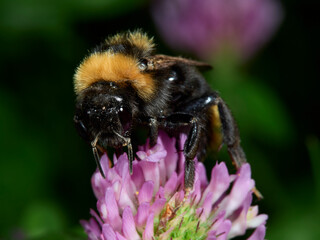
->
74 31 249 192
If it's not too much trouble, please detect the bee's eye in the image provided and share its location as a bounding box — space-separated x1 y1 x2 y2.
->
138 59 148 71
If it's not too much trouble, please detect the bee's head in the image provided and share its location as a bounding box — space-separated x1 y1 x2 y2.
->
74 81 135 149
73 31 156 149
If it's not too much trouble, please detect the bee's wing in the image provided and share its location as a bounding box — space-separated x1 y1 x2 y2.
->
148 54 212 71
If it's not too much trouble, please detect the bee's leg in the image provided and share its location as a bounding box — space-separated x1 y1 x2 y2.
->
113 131 133 174
216 97 263 199
91 133 106 178
183 117 201 192
160 113 202 192
170 94 262 198
215 98 247 169
148 117 158 147
74 116 108 176
182 93 247 170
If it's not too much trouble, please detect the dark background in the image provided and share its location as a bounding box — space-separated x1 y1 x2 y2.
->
0 0 319 239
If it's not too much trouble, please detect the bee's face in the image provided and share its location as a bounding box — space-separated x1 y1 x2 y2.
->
74 81 133 149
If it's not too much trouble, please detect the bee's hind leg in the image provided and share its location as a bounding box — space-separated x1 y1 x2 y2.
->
217 98 263 199
216 98 247 169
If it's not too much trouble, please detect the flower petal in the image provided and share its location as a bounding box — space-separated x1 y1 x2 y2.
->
247 214 268 229
136 151 148 160
122 207 140 240
247 225 266 240
150 198 166 216
178 134 187 173
115 232 127 240
164 172 178 198
202 191 214 221
190 178 201 205
148 148 166 162
215 220 232 240
158 154 167 187
160 132 178 178
222 164 254 217
100 153 110 172
90 209 103 227
143 213 154 240
102 224 116 240
97 199 108 222
83 131 268 240
130 161 145 190
155 186 165 199
201 162 230 206
118 174 137 214
210 210 226 232
115 154 129 178
208 219 232 240
228 193 252 238
140 161 160 194
135 202 150 228
207 232 217 240
105 188 122 232
197 162 208 189
80 218 101 240
138 181 154 204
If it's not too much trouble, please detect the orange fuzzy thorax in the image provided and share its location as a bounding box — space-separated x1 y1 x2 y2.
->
74 52 155 100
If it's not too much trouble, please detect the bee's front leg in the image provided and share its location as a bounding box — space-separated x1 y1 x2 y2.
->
148 117 159 147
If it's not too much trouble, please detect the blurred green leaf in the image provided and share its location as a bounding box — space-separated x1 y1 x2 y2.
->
24 226 86 240
20 201 67 239
0 90 51 235
267 206 320 240
307 136 320 205
0 0 147 38
74 0 147 17
234 80 294 143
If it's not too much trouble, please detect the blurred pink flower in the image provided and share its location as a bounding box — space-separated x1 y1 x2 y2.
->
152 0 282 60
81 132 267 239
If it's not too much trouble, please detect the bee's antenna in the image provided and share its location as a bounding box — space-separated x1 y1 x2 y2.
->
113 131 133 174
91 133 105 178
